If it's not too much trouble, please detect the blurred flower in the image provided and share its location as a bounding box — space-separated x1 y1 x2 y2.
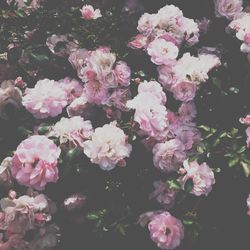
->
63 194 87 212
80 5 102 20
0 80 22 120
0 157 13 189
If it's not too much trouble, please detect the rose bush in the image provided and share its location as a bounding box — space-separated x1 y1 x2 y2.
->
0 0 250 249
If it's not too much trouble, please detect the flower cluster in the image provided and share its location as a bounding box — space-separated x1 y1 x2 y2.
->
129 4 200 62
0 191 59 249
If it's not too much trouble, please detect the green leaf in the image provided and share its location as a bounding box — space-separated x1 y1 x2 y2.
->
183 219 194 225
241 162 250 177
167 179 181 190
184 179 194 193
228 158 239 168
30 53 49 62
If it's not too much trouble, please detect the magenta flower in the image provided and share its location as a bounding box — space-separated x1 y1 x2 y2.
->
148 212 184 250
153 139 187 173
11 135 61 190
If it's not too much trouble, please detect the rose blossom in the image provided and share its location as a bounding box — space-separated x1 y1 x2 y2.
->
11 135 61 190
22 79 68 119
247 194 250 216
148 211 184 250
137 13 157 35
126 92 168 137
180 160 215 196
67 94 89 117
239 114 250 125
49 116 93 147
68 49 89 74
147 39 179 65
114 61 131 86
149 181 177 209
138 80 167 105
80 5 102 20
83 122 132 170
153 139 187 173
214 0 243 20
171 81 197 102
128 34 148 49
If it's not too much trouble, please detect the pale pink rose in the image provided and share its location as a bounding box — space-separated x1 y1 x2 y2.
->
180 160 215 196
148 212 184 250
57 78 84 103
84 80 109 104
147 39 179 65
83 122 132 170
157 64 177 90
128 34 148 49
49 116 93 147
11 135 61 190
240 115 250 125
68 49 89 74
137 13 157 35
67 94 89 117
214 0 243 20
114 61 131 86
126 92 168 137
46 34 79 57
22 79 68 119
138 80 167 105
149 181 177 209
171 81 197 102
246 127 250 147
63 194 87 212
178 102 197 122
153 139 187 173
80 5 102 20
247 194 250 216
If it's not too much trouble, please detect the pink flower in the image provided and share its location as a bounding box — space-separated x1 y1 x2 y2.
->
247 194 250 216
84 80 109 104
157 64 177 90
0 157 13 189
83 122 132 170
196 18 211 34
64 194 87 212
153 139 187 173
22 79 68 119
214 0 243 20
126 92 168 137
49 116 93 147
68 49 89 74
128 34 148 49
138 80 167 105
239 114 250 125
137 13 157 35
114 61 131 86
171 81 197 102
11 135 61 190
57 78 84 103
7 0 42 14
80 5 102 20
178 102 197 122
180 160 215 196
246 127 250 147
148 212 184 250
147 39 179 65
149 181 177 209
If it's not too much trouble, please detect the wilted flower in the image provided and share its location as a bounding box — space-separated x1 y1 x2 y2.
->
0 80 22 120
46 34 79 57
11 135 61 190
